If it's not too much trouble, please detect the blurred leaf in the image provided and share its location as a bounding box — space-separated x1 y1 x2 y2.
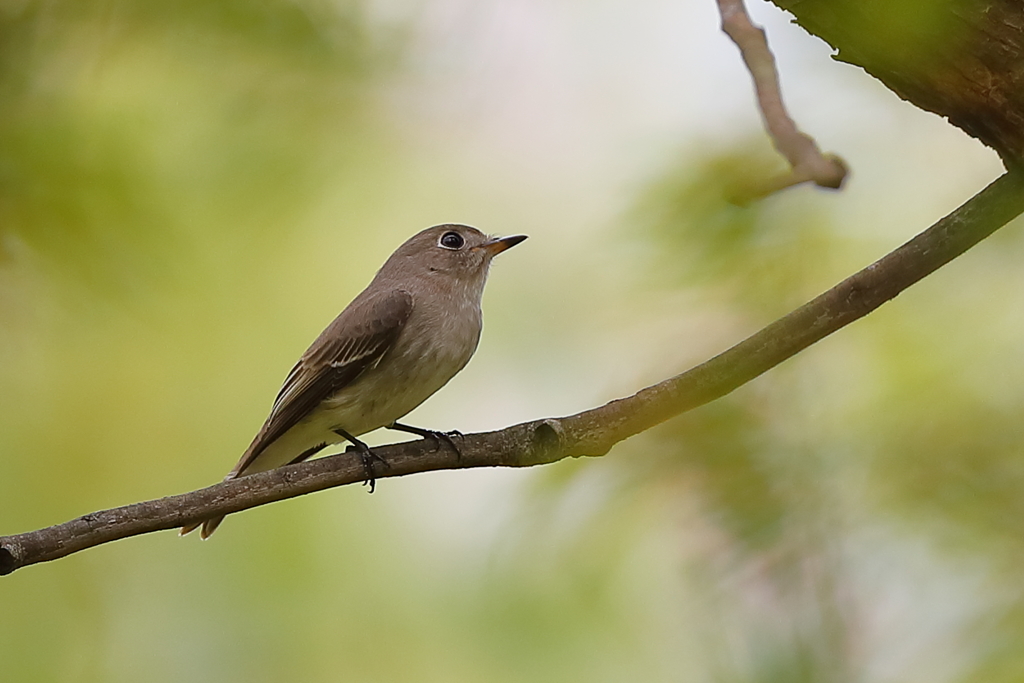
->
632 143 852 318
0 0 389 297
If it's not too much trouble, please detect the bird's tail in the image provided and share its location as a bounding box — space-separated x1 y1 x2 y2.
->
179 446 259 540
180 434 307 539
179 515 226 539
180 471 239 539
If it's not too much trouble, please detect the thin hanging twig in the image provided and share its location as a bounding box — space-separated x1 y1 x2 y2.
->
717 0 849 198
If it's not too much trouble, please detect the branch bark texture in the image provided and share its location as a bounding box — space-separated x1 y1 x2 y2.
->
771 0 1024 165
2 170 1023 576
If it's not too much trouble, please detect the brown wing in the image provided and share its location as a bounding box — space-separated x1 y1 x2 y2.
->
230 289 413 476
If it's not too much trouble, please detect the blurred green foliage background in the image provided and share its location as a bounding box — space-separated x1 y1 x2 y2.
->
2 1 1023 681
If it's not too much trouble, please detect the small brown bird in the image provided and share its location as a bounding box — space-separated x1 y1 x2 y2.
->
181 224 526 538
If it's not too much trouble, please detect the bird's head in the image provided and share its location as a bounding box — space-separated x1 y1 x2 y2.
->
382 224 527 285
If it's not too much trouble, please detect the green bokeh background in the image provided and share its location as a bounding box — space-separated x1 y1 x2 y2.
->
2 1 1022 681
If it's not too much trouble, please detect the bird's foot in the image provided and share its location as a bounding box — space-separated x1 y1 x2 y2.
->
427 429 464 457
387 422 464 460
357 448 389 493
334 428 389 493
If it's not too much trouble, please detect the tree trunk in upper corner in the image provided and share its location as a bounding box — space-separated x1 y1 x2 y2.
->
769 0 1024 166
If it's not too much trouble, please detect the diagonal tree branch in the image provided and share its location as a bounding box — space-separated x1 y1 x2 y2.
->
2 171 1023 575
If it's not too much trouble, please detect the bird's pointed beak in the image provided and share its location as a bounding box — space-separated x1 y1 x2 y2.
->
478 234 527 256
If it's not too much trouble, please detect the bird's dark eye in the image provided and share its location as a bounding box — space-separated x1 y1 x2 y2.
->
439 231 465 250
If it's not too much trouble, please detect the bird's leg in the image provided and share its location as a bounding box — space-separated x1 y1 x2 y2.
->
386 422 463 460
333 428 388 493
